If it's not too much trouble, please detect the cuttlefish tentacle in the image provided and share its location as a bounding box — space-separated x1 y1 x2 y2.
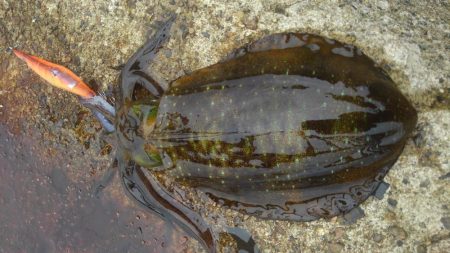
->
13 49 116 132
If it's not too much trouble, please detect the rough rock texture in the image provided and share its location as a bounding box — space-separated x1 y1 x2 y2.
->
0 0 449 252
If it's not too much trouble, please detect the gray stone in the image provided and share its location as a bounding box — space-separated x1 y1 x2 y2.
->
441 217 450 230
389 226 407 240
372 233 384 243
328 242 345 253
387 198 398 207
416 244 427 253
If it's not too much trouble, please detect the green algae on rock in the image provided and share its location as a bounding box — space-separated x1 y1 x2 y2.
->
116 21 417 252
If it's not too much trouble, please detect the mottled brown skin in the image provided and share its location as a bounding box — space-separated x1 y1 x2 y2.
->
116 22 417 252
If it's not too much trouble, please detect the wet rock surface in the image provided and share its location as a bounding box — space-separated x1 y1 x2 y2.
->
0 124 193 252
1 0 449 252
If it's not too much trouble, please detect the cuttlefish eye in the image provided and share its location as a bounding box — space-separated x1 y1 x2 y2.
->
126 102 162 168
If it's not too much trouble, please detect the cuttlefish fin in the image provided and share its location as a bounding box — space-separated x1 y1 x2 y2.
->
14 49 115 132
13 49 96 99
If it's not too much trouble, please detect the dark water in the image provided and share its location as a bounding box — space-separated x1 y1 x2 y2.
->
0 123 195 253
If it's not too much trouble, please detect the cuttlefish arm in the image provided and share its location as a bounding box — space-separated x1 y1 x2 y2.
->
13 49 115 132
